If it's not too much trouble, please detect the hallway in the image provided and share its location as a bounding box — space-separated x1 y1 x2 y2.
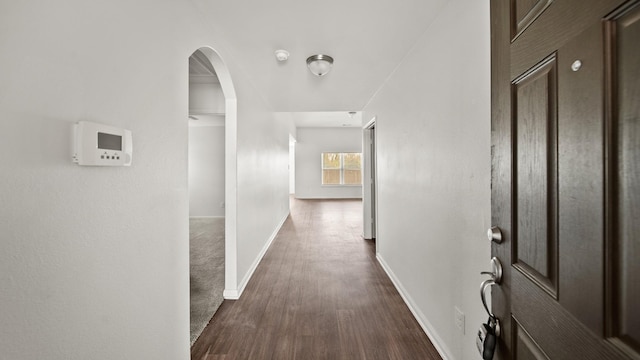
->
191 199 441 359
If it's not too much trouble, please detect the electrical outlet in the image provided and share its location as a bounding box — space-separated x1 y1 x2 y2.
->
454 306 465 334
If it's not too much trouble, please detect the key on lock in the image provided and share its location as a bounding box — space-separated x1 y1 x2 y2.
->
476 316 497 360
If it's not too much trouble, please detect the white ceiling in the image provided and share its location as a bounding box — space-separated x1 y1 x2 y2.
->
190 112 361 128
188 50 223 127
192 0 447 113
189 50 219 82
287 111 362 128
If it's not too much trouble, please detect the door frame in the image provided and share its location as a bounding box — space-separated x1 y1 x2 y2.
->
363 116 377 241
289 134 296 196
188 46 240 299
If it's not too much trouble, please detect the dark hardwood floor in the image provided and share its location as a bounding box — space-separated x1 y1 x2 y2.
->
191 198 442 360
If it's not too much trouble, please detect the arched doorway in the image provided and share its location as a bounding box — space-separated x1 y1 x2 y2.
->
187 47 238 345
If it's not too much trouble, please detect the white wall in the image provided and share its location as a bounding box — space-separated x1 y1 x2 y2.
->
0 1 289 359
189 125 225 217
295 127 363 199
189 82 225 115
362 0 491 359
273 113 297 196
235 81 290 290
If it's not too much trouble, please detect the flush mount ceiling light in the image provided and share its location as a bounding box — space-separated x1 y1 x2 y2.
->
306 54 334 76
275 49 290 62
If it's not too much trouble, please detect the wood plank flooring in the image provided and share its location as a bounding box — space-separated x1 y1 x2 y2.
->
191 198 442 360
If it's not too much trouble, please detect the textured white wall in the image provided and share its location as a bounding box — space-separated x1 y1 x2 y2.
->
363 0 491 359
0 1 289 359
295 127 363 199
189 126 225 217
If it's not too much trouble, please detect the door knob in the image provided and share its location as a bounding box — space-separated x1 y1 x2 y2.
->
480 257 503 283
480 257 503 336
487 226 502 244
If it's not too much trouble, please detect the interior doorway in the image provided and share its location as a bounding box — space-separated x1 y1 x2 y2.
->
187 47 238 346
289 134 296 196
188 49 225 345
363 117 377 241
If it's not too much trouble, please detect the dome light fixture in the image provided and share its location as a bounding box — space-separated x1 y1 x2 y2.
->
306 54 334 76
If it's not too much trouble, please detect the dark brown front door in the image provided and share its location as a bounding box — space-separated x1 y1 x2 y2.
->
490 0 640 358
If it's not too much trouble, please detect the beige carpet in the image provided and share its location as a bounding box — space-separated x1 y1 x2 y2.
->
190 217 225 345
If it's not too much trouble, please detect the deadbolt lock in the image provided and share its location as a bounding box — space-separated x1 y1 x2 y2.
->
487 226 502 244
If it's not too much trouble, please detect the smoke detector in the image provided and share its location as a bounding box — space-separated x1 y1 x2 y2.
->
275 49 290 62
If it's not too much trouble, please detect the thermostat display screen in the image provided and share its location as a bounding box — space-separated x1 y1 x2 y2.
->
97 132 122 151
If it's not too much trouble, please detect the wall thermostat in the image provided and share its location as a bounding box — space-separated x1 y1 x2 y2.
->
72 121 132 166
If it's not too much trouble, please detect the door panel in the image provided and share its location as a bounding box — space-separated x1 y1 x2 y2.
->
610 2 640 354
491 0 640 358
513 319 550 360
512 268 620 359
512 54 558 297
510 0 626 80
557 23 605 336
511 0 553 40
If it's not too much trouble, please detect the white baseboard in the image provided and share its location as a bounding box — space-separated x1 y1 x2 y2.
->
223 288 238 299
224 212 289 300
376 254 454 360
189 216 225 219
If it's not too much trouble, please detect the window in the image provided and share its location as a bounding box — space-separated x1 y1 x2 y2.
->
322 152 362 185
